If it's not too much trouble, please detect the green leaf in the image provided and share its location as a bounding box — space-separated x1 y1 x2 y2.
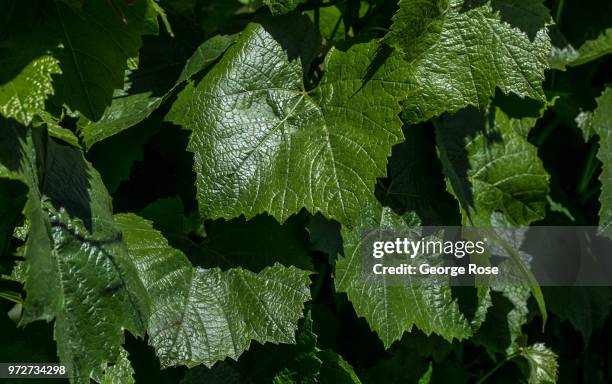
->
488 0 551 40
115 213 311 367
418 363 433 384
473 287 530 356
0 124 150 383
263 0 305 15
32 111 82 149
0 123 50 320
168 22 409 226
390 0 551 122
177 34 237 84
94 348 135 384
0 37 60 125
317 349 362 384
570 28 612 67
0 179 27 256
334 201 471 348
138 197 198 252
592 88 612 238
435 107 550 226
384 0 450 60
520 343 558 384
575 110 595 142
272 313 322 383
40 141 149 383
78 93 163 150
0 1 61 125
178 311 360 383
543 287 610 342
52 0 159 121
306 213 342 261
78 33 235 149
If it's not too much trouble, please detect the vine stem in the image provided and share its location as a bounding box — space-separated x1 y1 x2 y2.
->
314 0 320 35
474 352 520 384
577 141 599 195
555 0 565 28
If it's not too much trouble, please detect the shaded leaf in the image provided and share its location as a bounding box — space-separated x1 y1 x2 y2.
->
78 33 235 149
0 124 150 383
389 0 551 122
115 213 311 367
570 28 612 67
592 88 612 238
435 106 550 226
264 0 305 15
334 201 471 348
52 0 159 120
543 287 610 342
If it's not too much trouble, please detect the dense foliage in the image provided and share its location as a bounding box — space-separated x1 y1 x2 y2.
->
0 0 611 383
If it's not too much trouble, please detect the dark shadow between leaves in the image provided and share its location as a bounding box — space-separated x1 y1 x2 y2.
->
376 122 462 226
434 107 503 223
257 12 322 76
471 291 515 354
461 0 550 41
43 138 94 232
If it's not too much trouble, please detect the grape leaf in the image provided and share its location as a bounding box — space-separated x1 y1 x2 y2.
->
473 287 530 356
317 349 362 384
487 0 551 41
0 179 27 256
93 348 135 384
36 114 82 149
575 110 595 142
550 27 612 70
0 124 150 383
592 88 612 238
263 0 305 15
167 22 409 226
115 213 311 367
41 141 150 383
52 0 159 121
306 213 343 261
520 344 558 384
0 0 62 125
388 0 551 123
569 28 612 67
435 107 550 226
334 201 471 348
543 287 610 342
0 37 60 125
79 93 163 150
177 34 237 84
79 34 235 149
271 312 321 383
178 311 360 384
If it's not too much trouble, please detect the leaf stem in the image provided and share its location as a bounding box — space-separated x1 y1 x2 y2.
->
314 0 320 34
577 141 599 195
555 0 565 29
475 352 520 384
311 260 329 301
300 0 344 11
